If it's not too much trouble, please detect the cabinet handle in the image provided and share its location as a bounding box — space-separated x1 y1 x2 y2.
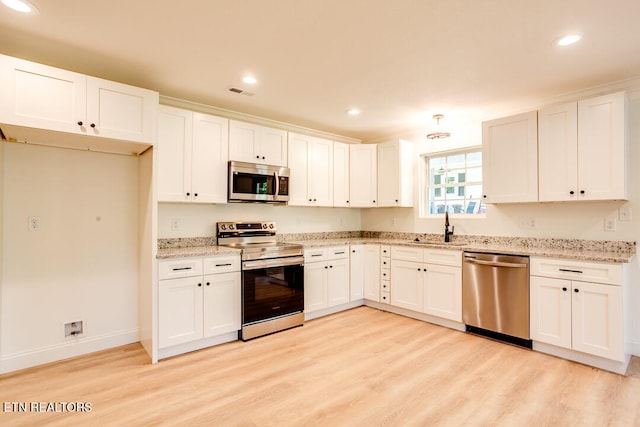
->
313 198 317 201
562 287 567 291
311 254 323 257
559 268 583 274
172 267 192 271
395 199 398 203
90 123 96 128
308 198 312 202
483 195 487 198
77 121 83 126
186 192 191 196
206 282 210 286
215 263 233 267
569 191 575 195
324 266 328 269
197 283 202 287
194 193 198 197
256 155 260 159
373 200 376 203
346 200 350 203
574 288 579 293
580 190 585 195
335 251 345 255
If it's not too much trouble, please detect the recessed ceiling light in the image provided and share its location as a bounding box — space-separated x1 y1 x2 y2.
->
556 34 581 46
242 76 257 84
347 108 360 116
1 0 37 13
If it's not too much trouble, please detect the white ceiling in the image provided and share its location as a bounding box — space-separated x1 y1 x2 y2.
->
1 0 639 141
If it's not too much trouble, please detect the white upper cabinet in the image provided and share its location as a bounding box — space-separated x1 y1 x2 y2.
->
538 102 579 201
287 133 333 206
482 111 538 203
0 54 158 146
349 144 377 207
228 120 287 166
377 140 414 207
577 92 627 201
158 105 229 203
539 92 627 202
333 142 350 207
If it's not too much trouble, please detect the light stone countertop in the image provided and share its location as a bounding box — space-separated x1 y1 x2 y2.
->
157 234 635 263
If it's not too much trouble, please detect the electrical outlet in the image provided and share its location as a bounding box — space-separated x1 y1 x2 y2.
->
64 320 84 338
619 205 632 221
170 218 180 231
518 217 536 229
28 216 40 232
604 216 617 232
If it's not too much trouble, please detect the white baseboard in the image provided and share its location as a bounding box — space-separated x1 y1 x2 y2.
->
533 341 631 375
157 331 238 360
0 329 139 375
304 300 363 321
627 337 640 357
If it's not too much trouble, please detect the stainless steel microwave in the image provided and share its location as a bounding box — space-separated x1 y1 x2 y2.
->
228 161 290 203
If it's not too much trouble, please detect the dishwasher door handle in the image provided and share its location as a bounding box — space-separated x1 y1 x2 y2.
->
466 258 528 268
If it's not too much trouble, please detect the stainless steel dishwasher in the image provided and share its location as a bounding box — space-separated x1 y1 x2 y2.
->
462 252 531 347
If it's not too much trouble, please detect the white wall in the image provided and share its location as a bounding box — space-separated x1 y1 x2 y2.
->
0 143 140 373
158 203 361 238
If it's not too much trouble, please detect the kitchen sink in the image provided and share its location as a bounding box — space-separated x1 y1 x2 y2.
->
407 240 468 247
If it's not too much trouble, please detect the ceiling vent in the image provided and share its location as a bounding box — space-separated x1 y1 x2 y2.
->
228 87 254 96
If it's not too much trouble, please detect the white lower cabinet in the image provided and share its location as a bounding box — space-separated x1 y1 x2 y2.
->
304 246 350 314
530 257 624 362
158 255 240 349
390 246 462 321
363 245 381 301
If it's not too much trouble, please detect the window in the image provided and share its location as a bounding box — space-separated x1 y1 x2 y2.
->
422 149 484 216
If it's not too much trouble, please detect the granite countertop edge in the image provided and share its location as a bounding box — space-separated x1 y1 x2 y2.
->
157 238 634 263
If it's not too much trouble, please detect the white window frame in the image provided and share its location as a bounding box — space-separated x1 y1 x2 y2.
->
419 148 485 218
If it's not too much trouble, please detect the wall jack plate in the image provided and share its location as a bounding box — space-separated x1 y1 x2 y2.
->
28 216 40 232
64 321 84 338
604 216 617 232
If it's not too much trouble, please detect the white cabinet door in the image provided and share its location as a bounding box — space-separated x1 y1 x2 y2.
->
423 264 462 321
309 137 333 206
538 102 579 202
363 245 381 301
191 112 229 203
333 141 350 207
158 106 192 202
287 133 310 206
390 260 424 312
304 261 328 313
86 77 158 144
327 257 350 306
229 120 260 163
203 272 240 337
158 277 203 348
349 245 364 300
530 276 572 349
349 144 377 207
229 120 287 166
572 281 624 361
260 126 288 167
577 92 627 201
482 111 538 203
0 54 87 134
377 140 414 207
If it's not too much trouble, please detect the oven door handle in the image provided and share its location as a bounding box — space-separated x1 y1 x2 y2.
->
465 258 527 268
242 256 305 271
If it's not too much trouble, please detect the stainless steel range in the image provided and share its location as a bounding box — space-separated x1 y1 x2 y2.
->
217 221 304 340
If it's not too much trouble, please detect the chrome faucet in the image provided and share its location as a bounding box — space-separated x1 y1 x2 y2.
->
444 212 454 242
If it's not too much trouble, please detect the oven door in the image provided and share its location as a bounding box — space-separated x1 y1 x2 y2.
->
242 256 304 325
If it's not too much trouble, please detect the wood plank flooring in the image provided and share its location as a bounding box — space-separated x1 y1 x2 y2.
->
1 306 639 426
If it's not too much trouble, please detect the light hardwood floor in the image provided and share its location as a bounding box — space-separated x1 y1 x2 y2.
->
1 306 639 426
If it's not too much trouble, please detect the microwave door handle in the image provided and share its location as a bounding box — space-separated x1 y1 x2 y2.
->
274 172 280 196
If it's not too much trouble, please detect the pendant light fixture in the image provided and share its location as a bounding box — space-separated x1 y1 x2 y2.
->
426 114 451 140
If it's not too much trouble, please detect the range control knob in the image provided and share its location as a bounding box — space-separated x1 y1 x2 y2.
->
220 224 227 230
229 224 234 230
269 223 274 229
262 223 268 229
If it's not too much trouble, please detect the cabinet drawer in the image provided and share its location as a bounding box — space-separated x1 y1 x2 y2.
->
381 268 390 281
381 245 391 257
381 291 391 304
424 249 462 267
203 255 240 274
159 258 203 280
381 281 390 292
530 257 622 286
381 258 391 269
391 246 423 262
304 248 327 263
327 246 349 260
